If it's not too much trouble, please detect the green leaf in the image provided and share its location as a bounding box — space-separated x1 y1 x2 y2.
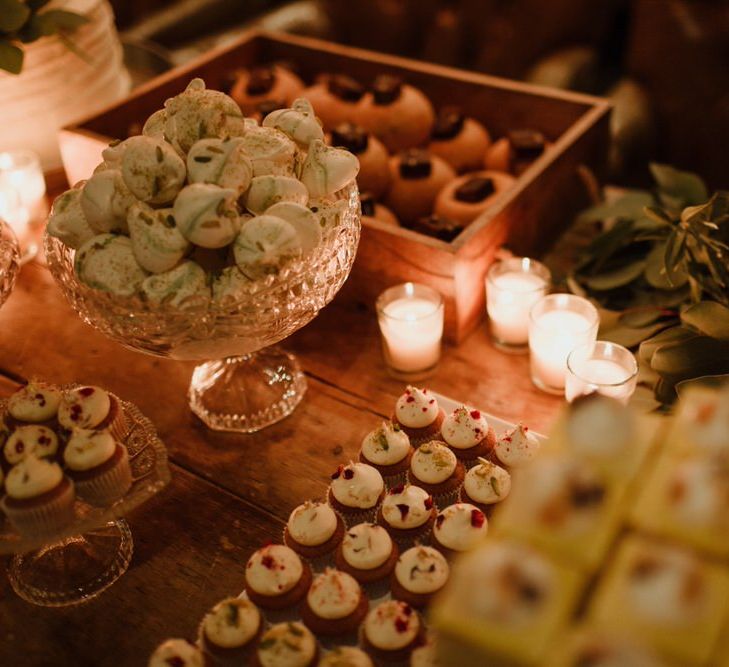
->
0 0 31 32
0 38 23 74
633 216 669 233
680 301 729 341
579 191 654 223
639 325 698 365
600 321 671 348
643 205 674 227
37 9 89 32
650 163 709 206
619 306 671 328
644 242 688 289
651 335 729 382
582 259 647 291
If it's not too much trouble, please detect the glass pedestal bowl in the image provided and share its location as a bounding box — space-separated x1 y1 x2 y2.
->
0 388 170 606
0 218 21 308
45 183 361 433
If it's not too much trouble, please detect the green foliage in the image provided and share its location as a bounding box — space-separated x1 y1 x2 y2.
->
571 164 729 406
0 0 88 74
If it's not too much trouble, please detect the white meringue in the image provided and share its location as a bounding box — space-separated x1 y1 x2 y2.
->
233 215 302 280
120 136 187 204
299 139 359 198
262 97 324 148
186 137 253 193
243 175 308 215
127 202 191 273
173 183 240 249
264 201 321 252
239 123 299 177
80 169 136 234
140 260 210 308
74 233 148 296
47 187 96 249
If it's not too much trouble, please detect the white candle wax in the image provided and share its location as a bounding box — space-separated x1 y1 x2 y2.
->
0 151 46 220
530 310 595 390
488 271 548 345
0 185 30 244
380 297 443 373
566 358 634 403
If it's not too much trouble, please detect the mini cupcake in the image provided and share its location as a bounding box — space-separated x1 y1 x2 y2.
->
330 123 390 199
459 457 512 514
428 106 491 173
431 503 488 557
1 455 75 537
199 597 262 665
409 632 439 667
255 621 318 667
360 193 398 226
484 129 548 175
493 423 541 468
361 600 423 663
407 441 464 504
377 484 436 543
358 75 435 152
284 500 345 560
5 381 61 429
434 171 515 226
319 646 374 667
359 421 413 481
4 425 59 467
301 74 366 131
63 428 132 506
390 546 450 609
335 522 400 584
148 639 207 667
384 151 456 224
440 406 496 464
327 462 385 524
301 568 369 636
57 385 127 442
230 64 305 115
244 544 312 610
392 386 445 445
405 213 463 242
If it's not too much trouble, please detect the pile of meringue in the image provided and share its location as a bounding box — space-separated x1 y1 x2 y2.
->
47 78 360 308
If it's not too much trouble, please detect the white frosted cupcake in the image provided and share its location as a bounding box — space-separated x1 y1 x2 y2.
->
377 483 436 543
5 381 61 428
4 425 59 466
300 568 369 636
199 596 262 664
148 639 205 667
63 428 132 506
359 421 413 481
392 387 445 445
407 440 465 504
283 500 345 560
459 456 512 514
327 462 385 525
335 522 399 585
361 600 423 664
432 503 488 557
391 546 450 609
493 423 541 468
244 543 312 610
441 406 496 464
57 385 127 442
256 621 318 667
1 455 75 537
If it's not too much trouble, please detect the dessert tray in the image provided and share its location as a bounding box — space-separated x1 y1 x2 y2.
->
0 386 170 606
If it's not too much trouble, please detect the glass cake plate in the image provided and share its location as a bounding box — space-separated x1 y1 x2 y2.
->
45 182 361 434
0 388 171 607
0 219 21 310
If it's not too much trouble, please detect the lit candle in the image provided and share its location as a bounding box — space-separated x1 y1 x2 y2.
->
377 283 444 379
486 257 551 350
0 151 46 221
0 185 30 245
529 294 599 394
565 341 638 404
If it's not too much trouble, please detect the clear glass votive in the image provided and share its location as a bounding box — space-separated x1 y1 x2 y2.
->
486 257 551 352
565 340 639 405
377 282 444 380
528 293 599 394
0 151 46 220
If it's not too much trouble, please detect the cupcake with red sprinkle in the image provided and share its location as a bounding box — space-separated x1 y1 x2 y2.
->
493 423 541 469
3 425 59 468
284 500 345 561
459 457 512 514
377 484 436 543
327 462 385 525
440 406 496 465
359 421 413 482
361 600 423 663
244 543 312 610
431 503 488 558
4 381 61 430
300 567 369 637
392 387 445 446
57 385 127 441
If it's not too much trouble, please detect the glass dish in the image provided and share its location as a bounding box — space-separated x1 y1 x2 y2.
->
45 182 361 432
0 387 171 606
0 218 20 308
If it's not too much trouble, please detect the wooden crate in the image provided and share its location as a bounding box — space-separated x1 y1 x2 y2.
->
59 30 610 343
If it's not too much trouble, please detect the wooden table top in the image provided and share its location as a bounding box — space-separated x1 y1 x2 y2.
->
0 255 567 666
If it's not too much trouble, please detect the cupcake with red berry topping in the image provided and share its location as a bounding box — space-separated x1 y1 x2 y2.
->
1 454 76 537
255 621 318 667
440 406 496 465
335 522 400 585
390 546 450 609
148 639 207 667
284 500 345 561
392 387 445 446
327 462 385 525
459 457 512 514
407 440 464 505
3 425 59 469
361 600 423 663
244 543 313 610
431 503 487 558
4 381 61 429
377 484 437 543
63 428 132 506
493 423 541 469
359 421 413 482
57 385 127 441
199 596 262 665
300 568 369 637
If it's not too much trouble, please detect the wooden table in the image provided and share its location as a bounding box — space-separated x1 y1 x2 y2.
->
0 257 566 666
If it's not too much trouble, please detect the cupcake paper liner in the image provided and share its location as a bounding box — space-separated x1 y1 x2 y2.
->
73 447 132 507
280 527 336 571
107 397 129 442
1 480 76 539
327 489 381 528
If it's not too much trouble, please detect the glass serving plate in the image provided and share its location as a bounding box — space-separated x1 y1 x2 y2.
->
0 218 21 308
45 182 361 433
0 388 170 606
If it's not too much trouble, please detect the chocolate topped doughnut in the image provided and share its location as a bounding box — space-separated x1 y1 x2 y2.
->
331 123 369 154
455 176 495 203
432 107 466 140
372 74 403 105
328 74 365 102
399 150 432 179
508 129 546 160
